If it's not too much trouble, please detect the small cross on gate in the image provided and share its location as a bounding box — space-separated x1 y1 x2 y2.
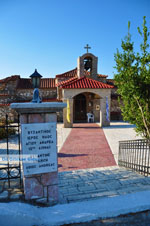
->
84 44 91 53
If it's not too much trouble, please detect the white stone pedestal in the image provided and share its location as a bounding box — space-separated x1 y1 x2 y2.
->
11 102 66 205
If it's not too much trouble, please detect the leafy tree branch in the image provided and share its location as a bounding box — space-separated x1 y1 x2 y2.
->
114 16 150 139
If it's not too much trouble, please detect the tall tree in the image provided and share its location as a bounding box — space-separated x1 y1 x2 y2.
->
114 17 150 139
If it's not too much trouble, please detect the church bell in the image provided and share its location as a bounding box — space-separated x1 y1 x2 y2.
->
84 59 92 71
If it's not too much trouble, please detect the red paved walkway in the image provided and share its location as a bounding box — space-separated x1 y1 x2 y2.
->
58 123 116 172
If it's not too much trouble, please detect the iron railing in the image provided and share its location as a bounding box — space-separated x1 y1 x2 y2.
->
118 139 150 176
0 114 22 188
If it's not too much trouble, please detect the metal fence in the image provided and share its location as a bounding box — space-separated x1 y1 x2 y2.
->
118 139 150 176
0 114 22 188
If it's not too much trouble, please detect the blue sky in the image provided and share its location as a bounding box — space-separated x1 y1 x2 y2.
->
0 0 150 79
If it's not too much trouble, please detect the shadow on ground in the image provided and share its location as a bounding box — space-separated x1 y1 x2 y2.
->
58 153 88 158
104 124 136 129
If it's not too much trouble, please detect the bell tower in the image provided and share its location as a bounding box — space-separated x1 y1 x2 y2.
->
77 45 98 79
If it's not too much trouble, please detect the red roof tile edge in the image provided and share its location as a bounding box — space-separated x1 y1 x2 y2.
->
0 75 20 83
97 74 108 78
0 94 10 96
16 78 56 89
56 77 78 87
56 68 77 78
0 103 10 106
60 76 114 89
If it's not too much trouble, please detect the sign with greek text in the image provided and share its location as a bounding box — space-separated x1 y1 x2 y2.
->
21 123 57 175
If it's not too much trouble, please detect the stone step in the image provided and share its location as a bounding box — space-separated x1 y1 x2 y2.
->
58 166 150 204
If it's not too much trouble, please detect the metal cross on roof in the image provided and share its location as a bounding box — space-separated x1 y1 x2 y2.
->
84 44 91 53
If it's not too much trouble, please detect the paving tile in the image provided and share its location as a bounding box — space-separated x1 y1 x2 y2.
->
3 124 150 204
116 186 138 195
0 191 8 199
58 166 150 204
106 181 122 190
67 193 92 202
93 181 109 189
91 190 118 198
78 185 96 192
58 123 116 172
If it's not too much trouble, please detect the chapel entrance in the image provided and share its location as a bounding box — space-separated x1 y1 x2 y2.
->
74 93 86 122
73 92 101 123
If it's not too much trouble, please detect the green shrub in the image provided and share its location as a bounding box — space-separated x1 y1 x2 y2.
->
0 118 6 125
0 127 16 139
0 116 16 139
0 128 7 139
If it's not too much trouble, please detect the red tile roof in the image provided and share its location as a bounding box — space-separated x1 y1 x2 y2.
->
16 78 56 89
56 68 77 78
107 79 116 87
83 71 91 76
16 78 32 89
55 68 108 79
97 74 108 78
60 76 114 89
41 78 56 88
0 75 20 83
56 76 77 87
107 79 114 83
84 71 108 78
0 94 10 96
0 103 10 106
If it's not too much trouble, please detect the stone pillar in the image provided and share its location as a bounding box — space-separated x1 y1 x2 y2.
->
63 98 73 128
11 102 66 205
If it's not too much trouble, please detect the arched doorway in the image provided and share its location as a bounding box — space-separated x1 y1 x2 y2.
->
74 93 86 122
73 92 101 123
